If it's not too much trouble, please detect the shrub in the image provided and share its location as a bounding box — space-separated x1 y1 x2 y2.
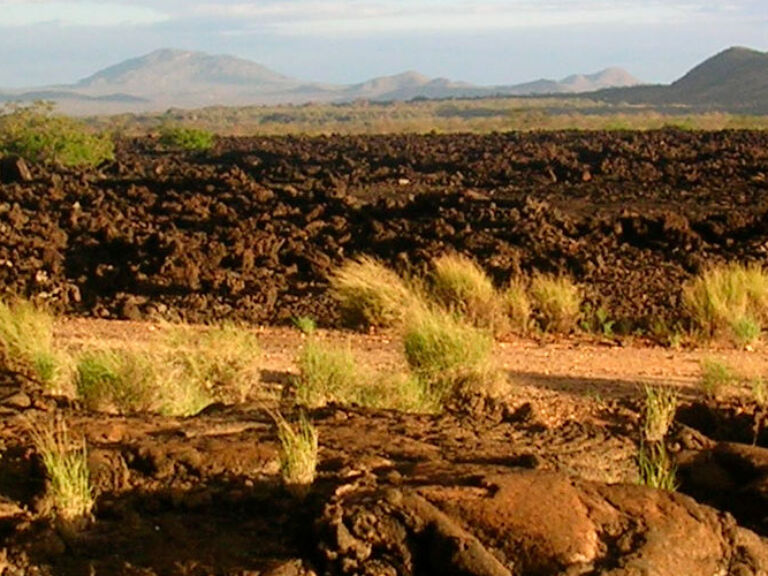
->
273 411 318 498
683 263 768 345
0 101 114 167
529 273 582 333
158 125 215 151
429 254 508 333
637 442 677 491
29 418 93 530
330 256 420 329
0 299 70 393
643 385 678 443
403 307 495 404
294 338 360 407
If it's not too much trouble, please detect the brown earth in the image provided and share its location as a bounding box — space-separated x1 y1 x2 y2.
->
1 321 768 575
3 131 768 574
1 130 768 332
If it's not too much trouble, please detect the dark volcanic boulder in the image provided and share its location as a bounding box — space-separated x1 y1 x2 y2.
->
318 470 768 575
0 156 32 184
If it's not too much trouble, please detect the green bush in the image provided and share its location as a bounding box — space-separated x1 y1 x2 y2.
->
159 125 215 151
0 101 114 167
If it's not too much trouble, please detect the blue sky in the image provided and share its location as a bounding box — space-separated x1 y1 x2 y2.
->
1 0 766 87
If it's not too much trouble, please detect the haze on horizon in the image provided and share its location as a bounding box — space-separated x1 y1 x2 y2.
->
0 0 766 89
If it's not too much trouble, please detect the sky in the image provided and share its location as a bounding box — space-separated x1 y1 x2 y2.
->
0 0 766 88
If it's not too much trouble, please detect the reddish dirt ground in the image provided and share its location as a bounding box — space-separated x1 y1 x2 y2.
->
2 320 768 575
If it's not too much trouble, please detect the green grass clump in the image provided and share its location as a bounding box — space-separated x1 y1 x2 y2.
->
429 254 508 333
0 101 114 167
330 256 421 329
403 307 495 404
273 411 318 498
637 442 678 491
643 385 678 443
29 419 93 530
0 299 70 393
529 273 582 333
504 279 532 335
292 316 317 336
294 338 360 408
75 345 212 417
683 263 768 345
699 358 740 399
76 348 157 413
166 323 261 404
158 125 215 151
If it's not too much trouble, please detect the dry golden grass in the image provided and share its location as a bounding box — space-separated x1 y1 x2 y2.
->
403 306 496 405
642 385 678 443
529 273 582 334
273 411 318 498
29 418 94 530
329 256 422 328
429 253 508 334
683 263 768 346
0 299 71 393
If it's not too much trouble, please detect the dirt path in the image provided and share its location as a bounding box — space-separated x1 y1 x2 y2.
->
57 318 768 393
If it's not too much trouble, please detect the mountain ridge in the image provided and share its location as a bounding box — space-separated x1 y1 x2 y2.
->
0 48 641 115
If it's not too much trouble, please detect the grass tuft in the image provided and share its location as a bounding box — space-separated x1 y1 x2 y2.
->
637 442 678 491
294 338 360 408
429 254 508 333
76 348 157 413
165 323 260 404
529 273 582 333
504 279 532 335
683 263 768 345
0 299 70 393
29 418 94 530
273 411 318 498
699 358 739 399
330 256 421 329
403 307 495 405
643 385 678 443
292 316 317 336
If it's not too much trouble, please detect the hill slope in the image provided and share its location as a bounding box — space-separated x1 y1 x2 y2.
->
600 47 768 113
0 49 642 114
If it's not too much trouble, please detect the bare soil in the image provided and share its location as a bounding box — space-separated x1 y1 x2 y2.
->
1 320 768 575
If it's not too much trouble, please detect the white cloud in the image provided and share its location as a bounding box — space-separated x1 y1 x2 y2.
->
191 0 758 35
0 1 167 27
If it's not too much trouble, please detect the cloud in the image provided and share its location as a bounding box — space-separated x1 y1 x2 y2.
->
190 0 761 35
0 1 167 27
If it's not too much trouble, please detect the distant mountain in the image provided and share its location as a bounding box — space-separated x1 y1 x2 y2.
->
599 47 768 113
0 48 644 115
77 48 295 91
